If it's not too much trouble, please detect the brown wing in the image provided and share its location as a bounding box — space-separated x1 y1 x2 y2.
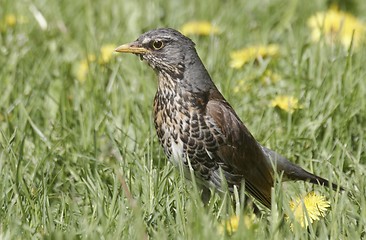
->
205 91 274 207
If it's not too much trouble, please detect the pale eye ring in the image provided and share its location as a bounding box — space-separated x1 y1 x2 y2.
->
152 40 164 50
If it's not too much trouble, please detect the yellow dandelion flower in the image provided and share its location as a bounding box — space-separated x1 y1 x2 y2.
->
180 21 220 36
233 85 240 93
229 44 279 69
1 14 22 32
307 7 365 48
233 79 251 93
87 54 96 62
219 214 256 235
288 192 330 228
270 95 302 113
221 215 239 235
5 14 17 27
260 70 281 85
76 60 89 83
76 54 96 83
99 44 116 64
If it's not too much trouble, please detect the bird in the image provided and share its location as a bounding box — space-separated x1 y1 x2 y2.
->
115 28 343 208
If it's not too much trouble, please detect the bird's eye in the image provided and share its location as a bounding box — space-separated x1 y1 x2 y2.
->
152 40 164 50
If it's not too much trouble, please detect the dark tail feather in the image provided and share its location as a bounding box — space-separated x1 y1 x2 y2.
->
295 169 344 191
261 146 344 191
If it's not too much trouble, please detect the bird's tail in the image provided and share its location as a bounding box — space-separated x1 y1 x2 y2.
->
290 167 343 191
261 146 344 191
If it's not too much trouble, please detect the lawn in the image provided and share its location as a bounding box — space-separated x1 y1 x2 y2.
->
0 0 365 239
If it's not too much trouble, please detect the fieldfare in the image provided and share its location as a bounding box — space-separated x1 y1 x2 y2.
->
115 28 342 208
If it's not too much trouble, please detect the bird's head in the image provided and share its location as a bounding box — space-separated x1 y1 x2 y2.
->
115 28 196 74
116 28 216 93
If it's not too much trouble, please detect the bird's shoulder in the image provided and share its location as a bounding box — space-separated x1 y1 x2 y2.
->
205 89 251 145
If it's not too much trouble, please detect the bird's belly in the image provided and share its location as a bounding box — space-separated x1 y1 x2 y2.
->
157 115 215 183
154 99 221 186
155 108 193 167
158 118 185 159
169 135 185 166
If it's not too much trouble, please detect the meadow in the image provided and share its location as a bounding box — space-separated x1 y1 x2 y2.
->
1 0 365 239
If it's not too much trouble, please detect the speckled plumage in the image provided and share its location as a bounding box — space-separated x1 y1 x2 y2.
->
115 28 343 208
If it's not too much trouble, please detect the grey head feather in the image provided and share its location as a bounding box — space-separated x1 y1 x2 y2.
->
137 28 217 93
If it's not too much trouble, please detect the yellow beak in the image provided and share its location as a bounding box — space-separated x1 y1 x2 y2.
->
114 42 148 54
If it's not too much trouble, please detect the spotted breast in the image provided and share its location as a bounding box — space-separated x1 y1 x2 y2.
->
153 71 244 191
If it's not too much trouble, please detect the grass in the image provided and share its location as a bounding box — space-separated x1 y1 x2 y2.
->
1 0 365 239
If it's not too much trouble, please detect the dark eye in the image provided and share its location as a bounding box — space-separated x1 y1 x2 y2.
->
152 40 164 50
